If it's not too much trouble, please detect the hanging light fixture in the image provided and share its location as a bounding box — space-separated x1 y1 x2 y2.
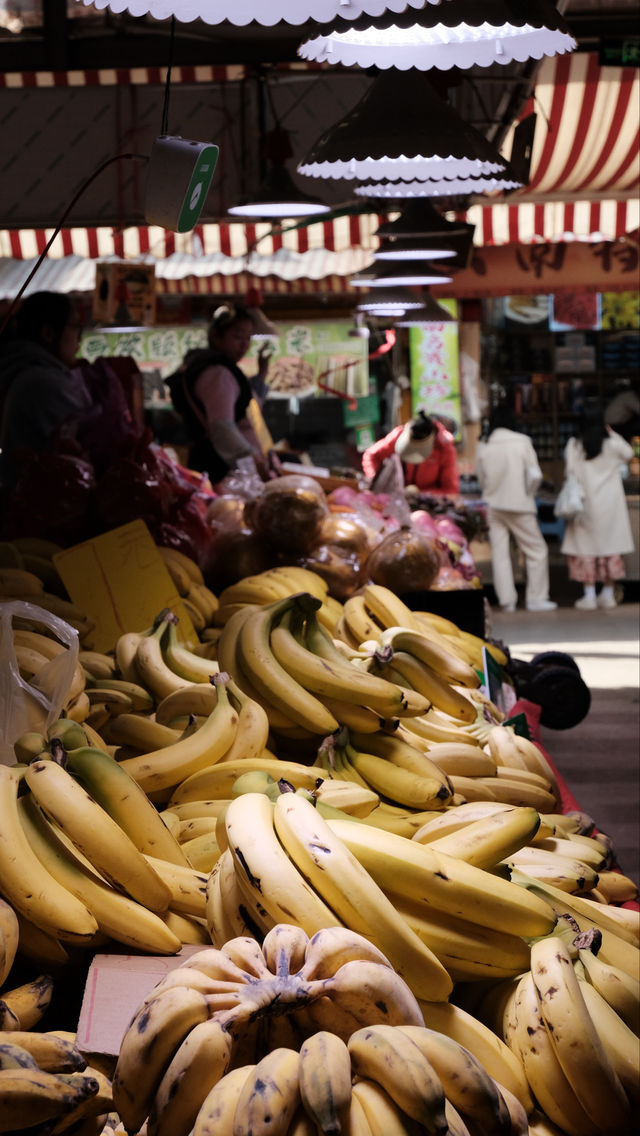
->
297 71 509 184
354 167 523 198
351 261 454 287
374 236 457 261
228 126 331 219
394 292 457 325
375 199 472 239
298 0 575 71
373 200 475 266
356 288 425 313
73 0 445 27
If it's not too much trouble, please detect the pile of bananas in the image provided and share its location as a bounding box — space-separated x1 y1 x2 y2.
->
112 923 531 1136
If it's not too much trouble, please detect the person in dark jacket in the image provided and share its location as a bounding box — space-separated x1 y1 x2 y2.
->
362 409 460 494
0 292 90 491
166 303 272 485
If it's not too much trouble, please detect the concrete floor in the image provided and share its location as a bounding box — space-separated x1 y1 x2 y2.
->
490 602 640 884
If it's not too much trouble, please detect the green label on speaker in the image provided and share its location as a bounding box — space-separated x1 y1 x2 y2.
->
177 144 219 232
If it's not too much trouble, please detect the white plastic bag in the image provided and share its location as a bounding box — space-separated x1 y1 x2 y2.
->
554 472 584 522
0 601 80 765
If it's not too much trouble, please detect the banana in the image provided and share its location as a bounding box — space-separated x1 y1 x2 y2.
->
86 677 154 714
534 834 607 870
0 541 23 568
168 757 325 806
576 971 640 1104
391 895 531 982
14 642 51 678
417 1000 534 1114
314 779 379 818
187 582 219 624
270 603 416 720
51 1066 114 1133
0 1067 99 1131
160 908 210 946
398 1026 512 1136
298 1030 352 1134
15 912 70 968
206 849 269 947
381 649 478 723
24 759 172 912
0 974 53 1030
591 869 638 904
300 925 396 981
218 679 270 765
273 792 453 1002
236 597 340 735
192 1064 256 1136
341 593 385 645
78 650 117 680
515 873 640 949
411 800 541 843
510 968 599 1136
64 745 189 867
232 1047 301 1136
505 846 600 892
0 1030 84 1073
350 1078 415 1136
15 592 95 637
134 617 196 701
182 831 221 872
114 627 150 683
379 625 481 689
224 793 343 936
216 603 306 731
18 795 181 955
163 620 219 683
348 1024 447 1132
154 682 218 725
112 985 211 1135
0 566 44 595
103 713 181 751
361 583 420 631
144 855 208 919
577 946 640 1034
455 774 557 813
157 545 205 586
147 1016 234 1136
422 806 541 869
348 730 453 796
530 934 631 1132
326 817 557 940
419 742 497 778
0 897 19 987
11 535 63 559
341 745 451 811
0 766 98 944
117 675 238 794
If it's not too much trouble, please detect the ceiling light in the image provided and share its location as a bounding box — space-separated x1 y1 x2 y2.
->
356 288 425 312
299 0 575 70
354 168 522 198
374 237 457 261
351 261 454 287
75 0 443 26
228 130 331 219
298 71 508 183
395 292 456 325
375 199 471 239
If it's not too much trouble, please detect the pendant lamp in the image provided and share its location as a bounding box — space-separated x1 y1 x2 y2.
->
354 167 522 198
297 72 508 183
74 0 443 28
374 236 457 261
375 199 472 239
374 201 475 265
356 288 425 313
394 292 456 325
350 261 453 287
228 127 331 219
299 0 575 70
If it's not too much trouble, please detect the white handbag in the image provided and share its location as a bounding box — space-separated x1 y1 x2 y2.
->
554 470 584 521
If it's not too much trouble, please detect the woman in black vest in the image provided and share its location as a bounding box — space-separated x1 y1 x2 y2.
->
167 304 271 485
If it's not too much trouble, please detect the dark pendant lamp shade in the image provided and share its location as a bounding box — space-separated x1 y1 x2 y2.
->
299 0 576 70
375 199 469 239
374 202 476 267
395 292 457 325
297 71 508 183
351 261 454 287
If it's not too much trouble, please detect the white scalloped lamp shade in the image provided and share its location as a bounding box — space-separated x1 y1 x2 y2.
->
299 0 576 70
354 168 523 198
74 0 443 28
351 261 454 287
356 287 425 313
298 71 508 183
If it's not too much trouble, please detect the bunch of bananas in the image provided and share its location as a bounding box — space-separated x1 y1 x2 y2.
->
478 931 639 1135
0 1037 112 1135
213 565 343 634
0 537 96 645
112 923 532 1136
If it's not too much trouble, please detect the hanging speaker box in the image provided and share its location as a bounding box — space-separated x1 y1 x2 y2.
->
144 135 220 232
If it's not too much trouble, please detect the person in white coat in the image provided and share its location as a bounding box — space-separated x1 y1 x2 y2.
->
560 404 634 610
476 406 557 613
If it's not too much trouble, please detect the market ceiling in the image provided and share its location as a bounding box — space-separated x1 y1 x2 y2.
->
0 1 638 237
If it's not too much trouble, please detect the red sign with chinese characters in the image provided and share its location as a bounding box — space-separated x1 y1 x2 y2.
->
432 240 639 299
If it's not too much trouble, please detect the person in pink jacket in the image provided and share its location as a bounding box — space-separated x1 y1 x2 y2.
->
362 411 460 494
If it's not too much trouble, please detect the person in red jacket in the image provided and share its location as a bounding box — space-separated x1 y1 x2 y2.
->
362 410 460 494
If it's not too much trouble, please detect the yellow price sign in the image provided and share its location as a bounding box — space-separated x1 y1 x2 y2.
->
54 520 196 652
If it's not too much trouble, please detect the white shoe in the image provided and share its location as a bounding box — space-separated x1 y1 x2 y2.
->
597 593 617 609
526 600 558 612
501 604 516 613
574 595 597 611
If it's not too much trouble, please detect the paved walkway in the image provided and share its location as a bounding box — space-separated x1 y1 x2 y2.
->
490 603 640 883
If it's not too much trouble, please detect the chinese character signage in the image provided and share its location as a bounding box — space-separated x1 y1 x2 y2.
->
80 326 208 376
245 321 369 401
408 300 461 436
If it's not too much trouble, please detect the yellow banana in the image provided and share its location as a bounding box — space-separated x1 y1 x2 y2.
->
144 856 208 919
0 766 98 945
380 625 481 688
577 945 640 1034
103 713 181 751
218 679 270 765
349 729 453 794
147 1016 234 1136
114 627 150 683
576 970 640 1105
348 1023 447 1131
168 756 325 806
273 791 452 1002
232 1047 301 1136
0 897 20 987
0 1068 100 1131
0 973 53 1030
341 745 451 811
157 545 205 585
153 681 218 725
162 621 219 683
118 675 238 794
383 649 477 722
350 1078 411 1136
192 1064 256 1136
530 934 631 1132
0 1030 84 1073
134 617 195 701
18 795 181 955
14 913 70 969
24 760 171 913
326 817 557 940
297 1030 353 1134
78 650 117 680
0 566 44 595
421 805 542 869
